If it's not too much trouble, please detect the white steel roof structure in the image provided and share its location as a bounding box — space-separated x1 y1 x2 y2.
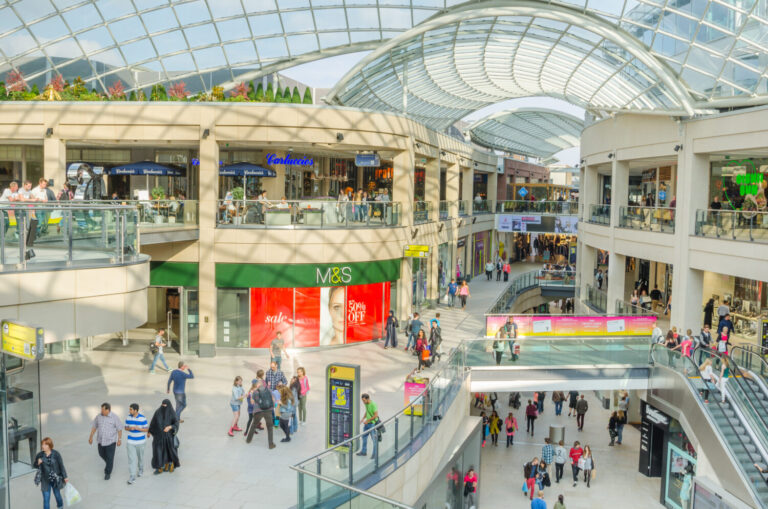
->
468 108 584 159
0 0 768 125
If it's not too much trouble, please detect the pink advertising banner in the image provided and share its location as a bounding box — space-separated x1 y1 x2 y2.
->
404 378 428 416
486 315 657 337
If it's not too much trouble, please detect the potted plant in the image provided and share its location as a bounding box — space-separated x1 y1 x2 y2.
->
151 187 166 223
231 187 245 224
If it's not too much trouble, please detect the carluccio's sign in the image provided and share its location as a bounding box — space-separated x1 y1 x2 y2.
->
216 259 401 288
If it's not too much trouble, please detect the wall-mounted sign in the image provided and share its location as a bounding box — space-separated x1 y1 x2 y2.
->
404 244 429 258
355 153 380 167
658 190 667 201
518 187 528 198
326 363 360 450
2 321 44 361
216 259 401 288
266 153 314 166
316 266 353 285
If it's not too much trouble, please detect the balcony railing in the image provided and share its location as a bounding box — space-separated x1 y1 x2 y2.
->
695 209 768 243
438 200 451 220
615 299 659 317
216 200 401 228
618 206 675 233
413 201 432 224
585 284 607 313
496 200 578 215
0 202 142 271
472 199 493 215
586 204 610 225
488 269 576 314
458 200 470 217
292 348 465 508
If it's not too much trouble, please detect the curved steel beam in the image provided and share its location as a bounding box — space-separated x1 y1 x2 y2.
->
325 1 697 116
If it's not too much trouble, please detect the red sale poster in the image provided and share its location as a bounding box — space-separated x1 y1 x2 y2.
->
293 287 321 347
250 287 294 348
345 283 385 343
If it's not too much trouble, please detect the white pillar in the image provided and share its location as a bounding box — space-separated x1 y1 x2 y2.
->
607 253 627 313
43 136 66 187
198 130 219 357
393 148 415 227
610 160 629 227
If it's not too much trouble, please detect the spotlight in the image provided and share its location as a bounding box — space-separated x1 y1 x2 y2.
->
336 132 344 142
674 144 683 152
472 217 477 224
438 223 444 232
411 227 419 239
608 153 614 159
202 129 210 139
45 128 53 137
440 150 446 156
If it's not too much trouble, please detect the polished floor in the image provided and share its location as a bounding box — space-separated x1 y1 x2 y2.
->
478 391 662 509
10 264 537 509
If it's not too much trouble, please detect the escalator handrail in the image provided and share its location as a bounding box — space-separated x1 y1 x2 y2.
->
696 348 768 456
732 345 768 377
650 344 768 503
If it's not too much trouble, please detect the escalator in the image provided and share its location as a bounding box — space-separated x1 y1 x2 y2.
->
649 345 768 508
733 345 768 409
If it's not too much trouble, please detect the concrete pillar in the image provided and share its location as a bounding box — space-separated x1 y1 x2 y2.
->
264 150 285 200
461 166 473 216
397 257 413 319
670 142 709 331
43 137 66 187
607 253 627 313
487 170 498 211
393 148 415 227
610 159 629 227
425 157 439 221
445 161 460 217
198 131 219 357
581 164 599 219
579 243 597 300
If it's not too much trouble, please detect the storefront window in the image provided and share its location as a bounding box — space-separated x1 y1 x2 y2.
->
665 443 695 509
414 167 425 201
710 158 768 210
217 288 250 348
472 231 490 277
473 173 487 200
412 260 428 309
437 243 452 295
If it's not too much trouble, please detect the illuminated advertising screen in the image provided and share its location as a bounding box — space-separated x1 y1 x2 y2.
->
326 364 360 450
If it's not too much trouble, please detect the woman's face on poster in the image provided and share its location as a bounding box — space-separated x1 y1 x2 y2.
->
329 287 345 343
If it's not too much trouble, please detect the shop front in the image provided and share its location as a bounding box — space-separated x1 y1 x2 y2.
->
215 259 400 349
639 401 697 509
0 145 42 189
702 272 767 347
456 237 467 280
710 157 767 211
437 242 452 296
472 230 491 277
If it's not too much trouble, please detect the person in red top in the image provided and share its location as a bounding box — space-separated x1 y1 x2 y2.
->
505 412 518 447
569 441 584 487
463 467 478 508
414 330 428 372
525 400 538 436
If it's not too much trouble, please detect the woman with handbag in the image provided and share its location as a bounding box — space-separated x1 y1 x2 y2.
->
35 437 68 509
149 399 180 474
504 412 518 447
582 445 595 487
463 467 478 508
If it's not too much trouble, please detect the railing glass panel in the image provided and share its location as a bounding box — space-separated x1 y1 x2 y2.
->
618 206 675 233
695 209 768 243
215 200 401 228
496 200 578 214
586 204 610 225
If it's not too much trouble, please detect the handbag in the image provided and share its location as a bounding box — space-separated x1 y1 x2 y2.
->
591 469 596 480
577 457 586 469
33 469 41 486
464 483 471 497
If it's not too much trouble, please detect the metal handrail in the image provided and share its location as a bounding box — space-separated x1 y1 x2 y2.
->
486 269 576 314
652 344 768 506
287 469 415 509
293 347 464 468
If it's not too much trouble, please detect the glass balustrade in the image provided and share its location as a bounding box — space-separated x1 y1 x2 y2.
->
487 269 575 314
695 209 768 243
586 204 610 225
458 200 470 217
413 201 432 224
215 200 401 228
0 202 142 271
586 284 607 313
618 206 675 233
438 200 451 220
472 199 493 215
615 299 659 317
496 200 578 214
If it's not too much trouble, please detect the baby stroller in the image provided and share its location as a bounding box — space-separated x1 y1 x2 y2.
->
509 392 521 410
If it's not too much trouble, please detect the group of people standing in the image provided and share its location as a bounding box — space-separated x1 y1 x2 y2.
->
484 258 512 281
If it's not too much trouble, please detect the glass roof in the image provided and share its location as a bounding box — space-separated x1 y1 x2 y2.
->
0 0 766 125
468 108 584 159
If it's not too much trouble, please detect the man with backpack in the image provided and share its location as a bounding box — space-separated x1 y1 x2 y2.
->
149 328 169 374
245 370 276 449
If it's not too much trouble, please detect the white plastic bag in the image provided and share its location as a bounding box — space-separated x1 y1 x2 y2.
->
63 482 81 506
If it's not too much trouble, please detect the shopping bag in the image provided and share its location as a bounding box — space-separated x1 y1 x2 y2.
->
63 482 82 506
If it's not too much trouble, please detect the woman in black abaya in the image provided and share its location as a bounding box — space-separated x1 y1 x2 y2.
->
149 399 180 474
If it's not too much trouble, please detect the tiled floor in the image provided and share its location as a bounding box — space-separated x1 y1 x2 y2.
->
9 263 538 509
477 391 662 509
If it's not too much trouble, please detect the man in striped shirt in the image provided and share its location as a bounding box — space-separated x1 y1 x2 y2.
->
124 403 148 485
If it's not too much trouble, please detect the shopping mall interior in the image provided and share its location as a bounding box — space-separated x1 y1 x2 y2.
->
1 1 768 508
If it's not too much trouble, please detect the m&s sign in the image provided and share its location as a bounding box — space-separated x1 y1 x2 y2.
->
316 266 352 285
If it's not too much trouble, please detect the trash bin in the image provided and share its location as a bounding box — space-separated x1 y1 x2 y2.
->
549 424 565 445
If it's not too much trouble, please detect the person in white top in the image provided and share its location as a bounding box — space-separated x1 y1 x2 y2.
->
31 178 49 235
0 181 20 235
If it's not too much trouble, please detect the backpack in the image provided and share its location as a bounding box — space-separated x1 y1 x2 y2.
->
257 385 273 410
149 341 158 355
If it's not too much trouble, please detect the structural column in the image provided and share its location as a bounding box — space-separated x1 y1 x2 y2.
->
581 164 599 220
43 136 66 186
198 128 219 357
578 243 597 304
486 169 498 211
610 159 629 228
670 140 709 330
393 146 415 318
461 166 473 216
445 160 460 218
606 253 626 312
425 157 440 303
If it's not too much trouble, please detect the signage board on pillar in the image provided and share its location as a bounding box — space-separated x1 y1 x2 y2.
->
1 321 44 361
404 244 430 258
326 363 360 451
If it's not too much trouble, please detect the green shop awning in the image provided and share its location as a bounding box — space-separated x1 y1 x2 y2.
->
216 259 401 288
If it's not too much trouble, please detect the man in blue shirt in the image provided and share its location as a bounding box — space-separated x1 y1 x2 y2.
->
406 312 423 351
531 491 546 509
167 362 194 422
447 279 458 307
124 403 148 484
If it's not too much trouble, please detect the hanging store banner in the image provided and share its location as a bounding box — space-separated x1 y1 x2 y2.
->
485 315 657 338
496 214 578 234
